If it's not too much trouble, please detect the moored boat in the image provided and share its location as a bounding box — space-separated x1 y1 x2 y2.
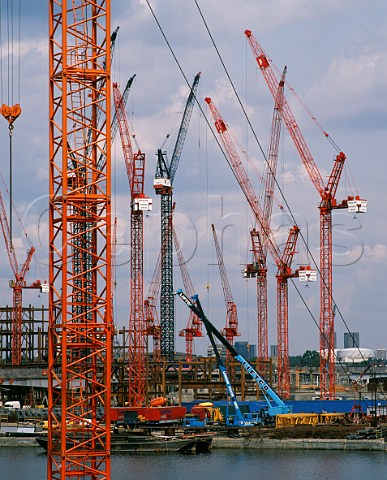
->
36 431 212 454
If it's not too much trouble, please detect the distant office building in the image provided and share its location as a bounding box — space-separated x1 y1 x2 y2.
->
376 349 387 360
235 341 249 359
207 343 227 360
344 332 360 349
249 344 257 359
270 345 278 358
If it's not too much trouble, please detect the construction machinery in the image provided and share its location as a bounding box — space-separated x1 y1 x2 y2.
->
211 224 240 353
113 81 152 406
176 289 291 420
154 72 200 360
173 217 203 361
205 96 316 398
48 2 112 478
245 29 366 399
248 67 286 365
0 191 46 365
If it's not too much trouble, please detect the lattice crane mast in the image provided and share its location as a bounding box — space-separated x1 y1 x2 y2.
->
113 82 152 406
0 191 43 365
245 29 367 399
48 2 112 478
205 97 315 397
172 219 203 362
154 72 200 360
245 67 286 365
211 224 240 348
143 203 176 363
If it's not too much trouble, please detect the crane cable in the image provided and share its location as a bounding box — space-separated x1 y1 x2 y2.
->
193 0 383 397
144 0 383 400
0 0 21 248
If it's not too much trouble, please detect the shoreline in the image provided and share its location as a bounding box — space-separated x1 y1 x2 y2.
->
212 436 386 451
1 435 385 451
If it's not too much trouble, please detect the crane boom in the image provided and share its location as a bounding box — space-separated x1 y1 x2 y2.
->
211 224 239 345
205 97 282 266
262 66 286 227
244 29 325 196
0 191 18 276
175 290 290 416
169 72 201 184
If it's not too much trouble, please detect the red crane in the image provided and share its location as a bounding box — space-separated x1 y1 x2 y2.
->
205 97 314 397
113 82 152 406
0 191 42 365
144 250 162 362
245 29 367 398
173 220 203 362
211 224 240 349
249 66 286 365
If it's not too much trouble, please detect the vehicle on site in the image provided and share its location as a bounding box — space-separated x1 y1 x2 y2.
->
175 290 291 424
3 401 21 409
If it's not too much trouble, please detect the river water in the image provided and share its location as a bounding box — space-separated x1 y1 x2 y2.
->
0 447 385 480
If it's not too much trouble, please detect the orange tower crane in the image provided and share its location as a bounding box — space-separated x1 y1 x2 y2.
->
205 97 315 398
48 2 112 479
211 224 240 349
0 192 43 365
173 221 203 362
245 29 366 399
113 82 152 406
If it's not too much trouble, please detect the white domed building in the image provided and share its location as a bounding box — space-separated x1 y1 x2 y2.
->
335 348 375 363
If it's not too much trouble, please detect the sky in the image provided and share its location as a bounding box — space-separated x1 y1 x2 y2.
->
0 0 386 358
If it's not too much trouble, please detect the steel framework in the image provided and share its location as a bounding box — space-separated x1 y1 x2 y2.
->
48 2 112 479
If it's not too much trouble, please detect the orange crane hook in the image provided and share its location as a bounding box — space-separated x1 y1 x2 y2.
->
0 103 22 130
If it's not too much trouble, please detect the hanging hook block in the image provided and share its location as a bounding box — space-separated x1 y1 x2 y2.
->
0 103 22 126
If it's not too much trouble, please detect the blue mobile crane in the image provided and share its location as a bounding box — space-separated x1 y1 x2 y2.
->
175 290 291 423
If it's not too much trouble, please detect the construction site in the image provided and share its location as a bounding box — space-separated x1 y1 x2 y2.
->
0 1 386 480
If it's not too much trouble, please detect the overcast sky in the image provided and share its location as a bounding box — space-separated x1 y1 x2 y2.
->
0 1 386 357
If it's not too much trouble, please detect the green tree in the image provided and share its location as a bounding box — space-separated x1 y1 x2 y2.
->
300 350 320 367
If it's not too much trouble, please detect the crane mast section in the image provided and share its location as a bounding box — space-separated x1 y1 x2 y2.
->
48 1 112 478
